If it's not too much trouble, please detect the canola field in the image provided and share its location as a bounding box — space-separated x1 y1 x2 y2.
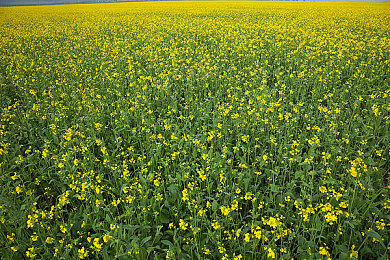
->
1 1 390 259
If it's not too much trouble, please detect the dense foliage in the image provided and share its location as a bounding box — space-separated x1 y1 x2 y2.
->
1 2 390 259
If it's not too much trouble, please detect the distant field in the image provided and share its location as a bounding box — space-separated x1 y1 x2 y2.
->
0 0 139 7
1 0 389 6
1 2 389 259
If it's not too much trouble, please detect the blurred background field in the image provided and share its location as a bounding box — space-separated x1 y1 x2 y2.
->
0 0 388 7
0 1 389 259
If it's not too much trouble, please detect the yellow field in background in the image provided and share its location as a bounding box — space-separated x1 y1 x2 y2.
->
1 2 389 259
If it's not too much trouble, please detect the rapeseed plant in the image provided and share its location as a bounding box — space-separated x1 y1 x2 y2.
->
0 1 389 259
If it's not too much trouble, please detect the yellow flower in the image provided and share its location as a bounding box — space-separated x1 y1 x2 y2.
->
15 185 22 194
220 206 231 216
7 234 15 242
265 217 279 229
211 221 220 230
339 201 348 208
266 247 276 259
234 254 243 260
78 247 89 259
103 233 112 243
325 212 337 224
63 128 72 141
350 245 358 258
319 186 327 193
254 227 262 239
92 238 103 251
30 234 38 241
197 168 207 181
60 225 67 233
179 219 188 230
11 173 18 180
349 167 357 177
26 247 36 258
110 224 119 230
319 246 330 257
182 188 188 201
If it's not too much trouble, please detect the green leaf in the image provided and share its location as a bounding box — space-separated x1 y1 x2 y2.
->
161 240 174 248
212 200 218 212
365 230 386 249
159 211 171 224
141 236 152 246
167 184 178 198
